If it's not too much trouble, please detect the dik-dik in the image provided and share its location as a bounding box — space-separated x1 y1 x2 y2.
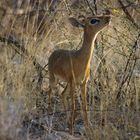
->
48 12 111 134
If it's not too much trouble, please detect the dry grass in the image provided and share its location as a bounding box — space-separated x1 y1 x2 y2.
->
0 0 140 140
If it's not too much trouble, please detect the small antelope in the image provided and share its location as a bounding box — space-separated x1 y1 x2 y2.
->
48 11 111 134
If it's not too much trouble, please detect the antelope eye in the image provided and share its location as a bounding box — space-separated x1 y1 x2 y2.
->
90 19 100 24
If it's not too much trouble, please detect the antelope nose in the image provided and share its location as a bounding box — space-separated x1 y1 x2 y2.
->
108 15 112 21
105 16 111 24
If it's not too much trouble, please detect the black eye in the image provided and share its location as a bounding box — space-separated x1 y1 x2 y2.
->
90 19 100 24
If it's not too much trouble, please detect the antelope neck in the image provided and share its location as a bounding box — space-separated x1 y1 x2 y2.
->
78 29 97 64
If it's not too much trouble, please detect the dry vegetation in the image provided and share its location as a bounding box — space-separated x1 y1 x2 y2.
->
0 0 140 140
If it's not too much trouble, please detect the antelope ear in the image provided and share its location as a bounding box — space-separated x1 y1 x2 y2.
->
68 17 85 28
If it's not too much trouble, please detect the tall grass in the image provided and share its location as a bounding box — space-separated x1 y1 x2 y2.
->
0 0 140 139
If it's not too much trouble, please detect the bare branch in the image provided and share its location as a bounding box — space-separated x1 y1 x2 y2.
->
117 0 139 29
116 33 140 99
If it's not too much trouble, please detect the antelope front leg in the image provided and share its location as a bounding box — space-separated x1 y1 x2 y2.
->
61 84 69 113
48 87 52 113
48 72 56 113
81 81 89 126
69 82 76 135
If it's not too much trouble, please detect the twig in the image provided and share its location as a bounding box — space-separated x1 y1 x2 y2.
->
93 0 97 14
84 0 95 15
0 36 26 53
